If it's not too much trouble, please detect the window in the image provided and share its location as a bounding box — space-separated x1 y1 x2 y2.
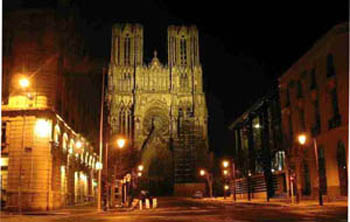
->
331 88 339 116
1 122 6 147
124 35 131 65
63 133 68 151
180 37 187 65
310 68 317 89
328 88 341 129
311 100 321 136
69 139 75 154
299 109 306 131
326 54 336 77
296 80 303 98
54 125 61 144
286 87 291 107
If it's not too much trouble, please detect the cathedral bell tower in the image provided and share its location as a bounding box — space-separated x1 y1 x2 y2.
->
108 24 143 140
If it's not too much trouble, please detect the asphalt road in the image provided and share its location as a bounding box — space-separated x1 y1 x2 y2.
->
1 197 347 222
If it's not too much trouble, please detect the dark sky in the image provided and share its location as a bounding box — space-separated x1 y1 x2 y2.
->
4 0 349 154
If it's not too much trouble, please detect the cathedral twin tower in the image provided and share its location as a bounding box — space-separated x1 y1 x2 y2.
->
107 24 208 195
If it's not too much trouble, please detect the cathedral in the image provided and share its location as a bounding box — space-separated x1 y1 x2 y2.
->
107 24 209 195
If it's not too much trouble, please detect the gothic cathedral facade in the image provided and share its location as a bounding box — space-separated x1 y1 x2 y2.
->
107 24 209 194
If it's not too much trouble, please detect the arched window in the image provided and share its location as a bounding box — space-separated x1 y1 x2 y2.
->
62 133 68 152
180 36 187 65
54 124 61 144
85 153 89 165
69 139 75 155
124 35 131 65
337 141 348 196
326 54 336 77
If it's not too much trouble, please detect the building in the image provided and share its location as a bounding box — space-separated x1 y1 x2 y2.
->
278 23 348 201
107 24 209 196
229 85 286 200
1 6 102 211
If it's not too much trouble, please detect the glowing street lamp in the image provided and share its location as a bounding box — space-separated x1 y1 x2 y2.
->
297 133 323 206
19 77 30 89
224 184 229 190
137 172 142 177
199 169 213 198
223 169 229 176
222 160 229 168
297 134 306 145
76 141 83 149
138 165 144 172
117 137 126 149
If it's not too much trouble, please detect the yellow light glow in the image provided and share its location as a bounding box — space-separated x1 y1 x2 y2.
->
117 138 126 148
35 119 51 138
138 165 144 171
138 172 142 177
19 77 30 89
0 157 8 167
298 134 307 145
76 141 82 149
96 162 103 170
224 185 229 190
223 170 228 175
200 169 206 176
222 160 229 168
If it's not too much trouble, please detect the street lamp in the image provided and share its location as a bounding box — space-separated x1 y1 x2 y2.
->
297 134 306 145
297 133 323 206
222 160 229 168
221 159 237 201
19 77 30 89
199 169 213 198
97 69 106 212
224 184 230 199
116 137 126 149
75 140 83 149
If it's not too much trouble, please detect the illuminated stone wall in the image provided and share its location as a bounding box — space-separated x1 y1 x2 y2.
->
279 23 348 201
1 111 99 211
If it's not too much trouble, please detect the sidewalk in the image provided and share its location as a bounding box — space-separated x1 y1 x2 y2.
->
0 202 101 217
191 197 348 208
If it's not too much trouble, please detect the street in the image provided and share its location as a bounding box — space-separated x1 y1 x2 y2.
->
0 197 347 222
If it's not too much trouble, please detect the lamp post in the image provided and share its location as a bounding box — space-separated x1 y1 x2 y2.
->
200 169 213 198
297 134 323 206
106 137 126 208
222 160 236 201
97 69 105 212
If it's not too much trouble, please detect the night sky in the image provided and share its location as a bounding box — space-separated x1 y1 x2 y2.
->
4 0 349 155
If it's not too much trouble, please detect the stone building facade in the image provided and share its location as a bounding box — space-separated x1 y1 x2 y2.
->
278 23 348 201
1 6 102 210
107 24 209 195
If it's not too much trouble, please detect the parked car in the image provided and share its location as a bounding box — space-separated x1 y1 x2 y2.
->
192 190 203 199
